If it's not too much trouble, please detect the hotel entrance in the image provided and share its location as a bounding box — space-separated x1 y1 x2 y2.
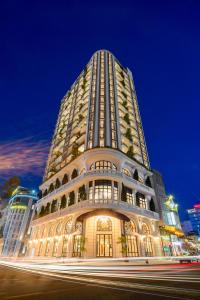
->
96 234 112 257
79 211 126 258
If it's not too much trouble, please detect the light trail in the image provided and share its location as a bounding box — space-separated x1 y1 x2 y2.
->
0 260 200 300
0 263 196 300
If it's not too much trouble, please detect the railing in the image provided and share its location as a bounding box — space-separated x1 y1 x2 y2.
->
39 169 154 204
32 199 159 225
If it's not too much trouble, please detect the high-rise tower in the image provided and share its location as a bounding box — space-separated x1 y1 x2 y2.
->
28 50 162 258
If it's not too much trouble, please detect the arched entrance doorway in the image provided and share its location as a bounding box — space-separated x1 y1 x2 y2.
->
76 209 130 258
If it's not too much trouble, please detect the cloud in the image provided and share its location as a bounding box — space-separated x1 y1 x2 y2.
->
0 137 50 178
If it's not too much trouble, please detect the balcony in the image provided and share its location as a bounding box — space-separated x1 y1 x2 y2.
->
32 199 160 225
39 169 155 205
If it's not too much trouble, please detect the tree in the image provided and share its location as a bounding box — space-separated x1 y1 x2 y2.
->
0 176 20 200
127 146 134 159
117 236 128 256
78 185 86 201
125 128 132 141
124 113 130 125
71 143 79 160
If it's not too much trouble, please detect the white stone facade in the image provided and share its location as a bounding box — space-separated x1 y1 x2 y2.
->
27 50 162 259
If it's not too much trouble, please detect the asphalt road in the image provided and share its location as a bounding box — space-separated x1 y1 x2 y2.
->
0 261 200 300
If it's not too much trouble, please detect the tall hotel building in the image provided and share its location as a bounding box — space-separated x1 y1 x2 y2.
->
28 50 162 258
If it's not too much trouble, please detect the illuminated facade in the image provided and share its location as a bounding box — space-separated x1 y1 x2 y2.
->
152 170 184 256
27 50 162 259
1 187 38 257
187 204 200 237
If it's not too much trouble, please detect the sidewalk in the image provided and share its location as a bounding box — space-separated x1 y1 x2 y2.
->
1 255 199 266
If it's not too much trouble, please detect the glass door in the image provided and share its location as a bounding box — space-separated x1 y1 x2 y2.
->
96 234 112 257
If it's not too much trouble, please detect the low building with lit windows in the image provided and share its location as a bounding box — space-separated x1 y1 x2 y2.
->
187 204 200 237
1 187 38 257
27 50 163 259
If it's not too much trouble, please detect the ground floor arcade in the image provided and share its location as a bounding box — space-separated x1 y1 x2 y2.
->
27 209 162 258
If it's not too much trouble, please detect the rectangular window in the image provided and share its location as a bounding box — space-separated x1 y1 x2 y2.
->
113 182 118 201
72 235 82 257
62 237 68 257
52 240 58 257
89 181 93 200
38 242 43 256
126 188 134 205
126 235 139 257
45 241 50 256
94 180 112 202
144 237 153 256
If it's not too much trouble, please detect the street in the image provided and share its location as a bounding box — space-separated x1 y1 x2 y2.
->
0 261 200 300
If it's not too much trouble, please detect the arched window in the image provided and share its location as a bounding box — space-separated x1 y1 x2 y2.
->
133 170 139 181
141 223 151 235
48 183 54 193
56 223 62 235
149 198 156 212
145 176 152 188
60 195 67 209
52 239 59 257
90 161 117 171
45 241 50 256
51 199 57 213
78 185 86 201
69 191 75 206
40 225 45 238
38 241 43 256
43 189 48 197
35 227 40 239
97 217 112 231
71 169 78 179
65 217 73 234
38 190 42 199
62 174 68 185
124 221 137 234
44 202 50 215
122 168 131 177
39 205 45 217
55 178 61 189
48 225 54 237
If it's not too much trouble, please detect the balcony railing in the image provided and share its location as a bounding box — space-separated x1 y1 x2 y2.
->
39 169 154 204
32 198 159 225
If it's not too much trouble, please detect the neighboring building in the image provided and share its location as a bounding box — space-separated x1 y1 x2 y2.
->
0 205 9 239
152 170 184 256
1 187 38 257
27 50 163 259
182 220 193 235
187 204 200 237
